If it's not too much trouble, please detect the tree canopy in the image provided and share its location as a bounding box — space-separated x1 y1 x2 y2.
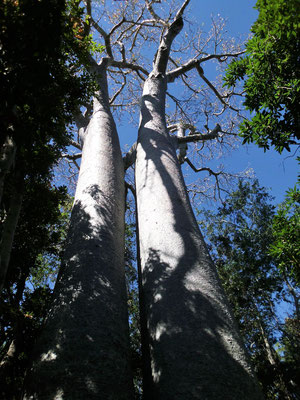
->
199 180 300 399
224 0 300 153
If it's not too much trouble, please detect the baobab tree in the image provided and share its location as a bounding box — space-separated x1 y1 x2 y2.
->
24 1 263 399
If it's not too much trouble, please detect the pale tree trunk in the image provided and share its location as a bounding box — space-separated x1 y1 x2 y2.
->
24 62 133 399
135 5 263 399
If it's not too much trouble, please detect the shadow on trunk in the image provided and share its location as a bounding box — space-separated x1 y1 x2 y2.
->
137 90 262 398
24 183 133 400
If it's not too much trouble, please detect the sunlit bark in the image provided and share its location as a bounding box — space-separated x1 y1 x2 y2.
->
135 3 263 398
24 61 133 400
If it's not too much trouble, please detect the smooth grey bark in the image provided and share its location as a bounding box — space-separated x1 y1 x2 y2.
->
0 171 24 291
24 63 133 400
135 4 263 399
135 69 263 400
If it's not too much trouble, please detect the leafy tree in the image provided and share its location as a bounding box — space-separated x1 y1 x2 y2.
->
224 0 300 153
270 186 300 398
269 186 300 289
0 183 70 400
199 179 300 399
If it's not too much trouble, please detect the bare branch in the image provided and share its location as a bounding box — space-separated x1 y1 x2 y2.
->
166 92 192 123
198 51 245 63
125 181 136 198
185 158 221 176
178 124 221 144
110 72 127 104
123 142 137 170
167 58 198 82
117 41 126 62
110 60 149 77
73 159 80 170
62 152 82 160
84 52 103 75
145 0 167 26
175 0 191 20
177 124 188 163
167 51 244 82
109 16 127 38
68 139 82 151
185 157 223 201
196 65 240 112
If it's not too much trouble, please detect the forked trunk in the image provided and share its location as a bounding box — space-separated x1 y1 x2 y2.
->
135 72 263 399
24 66 133 399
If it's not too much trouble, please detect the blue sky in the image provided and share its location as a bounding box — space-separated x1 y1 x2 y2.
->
188 0 298 204
106 0 298 205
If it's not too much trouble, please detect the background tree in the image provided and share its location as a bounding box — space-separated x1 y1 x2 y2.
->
224 0 300 153
270 186 300 399
0 183 70 400
270 186 300 290
199 179 300 399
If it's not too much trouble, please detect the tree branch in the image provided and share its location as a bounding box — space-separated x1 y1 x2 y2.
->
123 142 137 170
167 51 245 82
125 181 136 198
90 17 113 58
185 158 222 176
110 73 127 105
153 0 191 73
145 0 167 26
178 124 221 143
196 65 240 112
110 60 149 77
68 139 82 150
62 152 82 160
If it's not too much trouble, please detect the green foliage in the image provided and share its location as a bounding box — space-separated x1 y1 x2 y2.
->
224 0 300 153
0 184 71 399
0 286 52 400
0 0 96 176
199 179 299 399
269 185 300 285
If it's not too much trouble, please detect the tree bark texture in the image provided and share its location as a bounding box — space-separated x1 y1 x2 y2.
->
24 66 133 400
135 72 263 400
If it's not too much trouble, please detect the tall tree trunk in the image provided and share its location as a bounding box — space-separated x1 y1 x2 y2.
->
23 63 133 399
135 70 263 399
